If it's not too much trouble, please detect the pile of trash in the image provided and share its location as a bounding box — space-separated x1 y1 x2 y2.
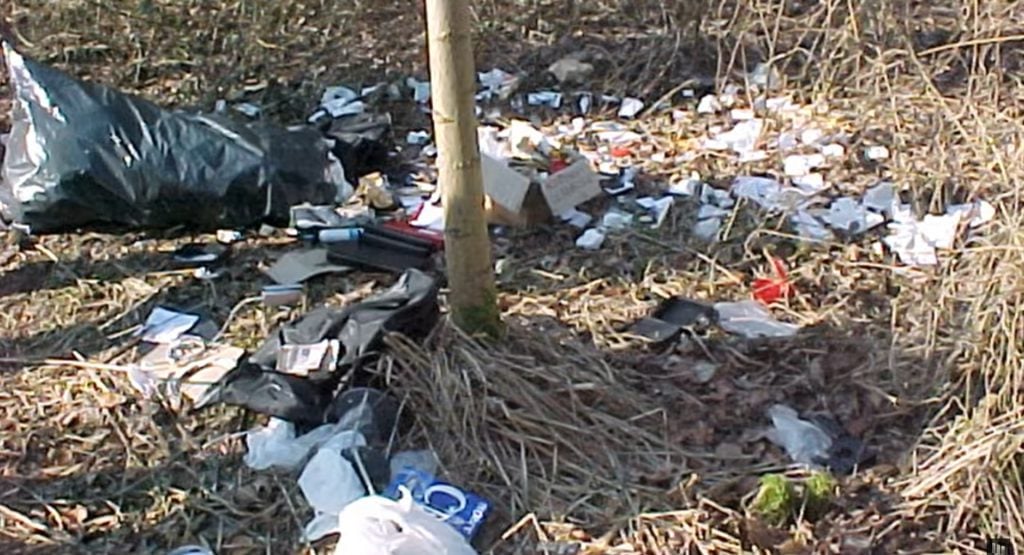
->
0 43 491 553
0 40 971 552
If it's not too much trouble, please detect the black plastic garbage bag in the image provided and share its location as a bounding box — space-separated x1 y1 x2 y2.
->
0 43 353 233
196 269 439 422
319 113 393 179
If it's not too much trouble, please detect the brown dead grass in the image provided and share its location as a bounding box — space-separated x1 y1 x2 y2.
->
0 0 1021 553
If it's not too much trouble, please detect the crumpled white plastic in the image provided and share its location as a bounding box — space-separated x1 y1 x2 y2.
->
332 488 478 555
766 404 832 466
299 431 368 542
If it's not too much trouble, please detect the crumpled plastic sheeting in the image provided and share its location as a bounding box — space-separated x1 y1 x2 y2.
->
766 404 833 466
299 431 368 541
0 43 352 233
244 418 348 471
332 489 478 555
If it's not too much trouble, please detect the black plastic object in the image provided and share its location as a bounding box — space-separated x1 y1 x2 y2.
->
197 269 439 422
326 225 436 273
811 415 875 475
630 297 718 344
171 243 230 268
0 43 351 234
320 113 393 179
206 361 331 424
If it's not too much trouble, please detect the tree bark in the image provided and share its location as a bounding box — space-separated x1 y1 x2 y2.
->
425 0 501 336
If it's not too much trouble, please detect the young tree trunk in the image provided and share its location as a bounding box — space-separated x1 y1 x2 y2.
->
425 0 501 336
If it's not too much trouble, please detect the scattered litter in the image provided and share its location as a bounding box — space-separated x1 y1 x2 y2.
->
822 197 885 234
539 158 603 215
792 209 833 242
636 196 673 228
864 145 890 161
697 95 721 114
478 68 518 100
216 229 243 244
333 490 479 555
668 174 702 196
821 143 845 158
752 257 794 304
386 468 492 540
748 63 781 88
601 210 633 231
707 119 764 154
299 431 368 540
527 91 563 109
277 340 341 376
792 173 827 193
732 176 807 212
138 308 200 344
730 108 756 121
618 97 644 118
693 217 722 241
559 208 593 229
800 128 824 145
714 301 800 338
783 153 825 177
578 93 592 114
167 546 214 555
262 284 304 307
407 78 431 103
861 182 897 214
407 131 431 145
548 57 594 84
766 404 832 466
318 228 364 243
410 202 445 232
946 199 995 228
576 228 605 250
234 103 261 118
131 341 243 406
630 297 718 343
244 418 344 471
172 243 229 267
264 248 352 284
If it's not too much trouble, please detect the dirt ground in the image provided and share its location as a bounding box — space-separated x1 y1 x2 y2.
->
1 0 1022 554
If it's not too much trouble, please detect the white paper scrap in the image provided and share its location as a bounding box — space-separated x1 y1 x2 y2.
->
618 97 644 118
138 308 199 344
715 300 800 338
576 228 605 250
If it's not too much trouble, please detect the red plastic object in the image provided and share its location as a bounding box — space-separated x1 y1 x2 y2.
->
381 220 445 249
549 159 569 173
611 146 633 158
752 257 793 304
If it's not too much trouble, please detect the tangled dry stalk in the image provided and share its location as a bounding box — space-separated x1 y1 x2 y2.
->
0 0 1022 553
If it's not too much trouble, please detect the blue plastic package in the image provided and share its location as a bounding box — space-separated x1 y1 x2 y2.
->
385 468 491 539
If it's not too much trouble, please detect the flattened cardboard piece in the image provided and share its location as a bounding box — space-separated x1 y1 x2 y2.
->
481 153 531 214
139 341 244 403
540 158 602 215
264 248 352 284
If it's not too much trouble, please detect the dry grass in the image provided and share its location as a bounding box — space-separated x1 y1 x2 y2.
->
0 0 1022 553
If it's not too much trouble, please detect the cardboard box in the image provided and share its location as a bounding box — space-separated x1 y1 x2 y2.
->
481 153 600 227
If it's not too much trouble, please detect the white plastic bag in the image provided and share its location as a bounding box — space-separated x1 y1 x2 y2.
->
244 418 344 471
298 431 368 541
333 489 478 555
